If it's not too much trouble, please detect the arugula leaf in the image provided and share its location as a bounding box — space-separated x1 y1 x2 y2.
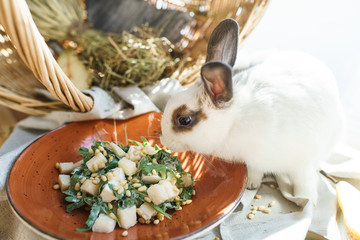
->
151 150 184 173
154 144 161 151
70 174 84 187
128 139 141 146
83 167 92 176
77 147 93 163
118 189 143 209
76 202 101 232
147 202 172 219
106 158 119 170
65 196 80 203
139 155 175 178
120 144 130 153
62 189 77 197
66 199 85 213
140 137 148 146
180 185 194 200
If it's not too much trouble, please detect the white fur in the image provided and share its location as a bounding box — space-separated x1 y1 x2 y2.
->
161 51 344 204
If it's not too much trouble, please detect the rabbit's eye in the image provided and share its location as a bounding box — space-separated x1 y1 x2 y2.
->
178 116 192 126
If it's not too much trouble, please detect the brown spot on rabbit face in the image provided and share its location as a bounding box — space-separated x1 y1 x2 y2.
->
172 104 207 132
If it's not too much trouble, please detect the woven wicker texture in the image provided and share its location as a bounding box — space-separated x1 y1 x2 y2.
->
0 0 269 115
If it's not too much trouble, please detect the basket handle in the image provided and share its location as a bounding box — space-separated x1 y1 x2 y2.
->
0 0 93 112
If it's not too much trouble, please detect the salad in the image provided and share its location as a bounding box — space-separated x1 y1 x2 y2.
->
54 137 194 233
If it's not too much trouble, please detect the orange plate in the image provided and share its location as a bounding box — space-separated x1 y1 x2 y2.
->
6 112 247 240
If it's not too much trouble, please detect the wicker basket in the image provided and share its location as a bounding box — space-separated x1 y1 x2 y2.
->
0 0 269 116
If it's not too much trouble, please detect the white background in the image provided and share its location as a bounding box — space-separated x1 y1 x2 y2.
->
240 0 360 149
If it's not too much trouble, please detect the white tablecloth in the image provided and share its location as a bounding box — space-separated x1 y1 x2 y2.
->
1 83 359 240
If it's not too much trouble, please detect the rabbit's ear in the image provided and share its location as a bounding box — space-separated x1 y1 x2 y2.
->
201 19 238 108
201 61 233 108
205 18 239 66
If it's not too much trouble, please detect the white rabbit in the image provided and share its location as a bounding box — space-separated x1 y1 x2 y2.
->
160 19 344 204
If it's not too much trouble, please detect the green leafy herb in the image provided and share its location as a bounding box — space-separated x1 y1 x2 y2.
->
59 137 194 233
147 202 172 219
76 202 101 232
77 147 93 163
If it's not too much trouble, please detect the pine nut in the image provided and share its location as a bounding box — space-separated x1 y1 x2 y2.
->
153 219 160 225
106 172 113 181
152 158 158 164
152 169 157 176
101 175 107 182
109 212 116 220
55 163 60 169
157 213 164 221
103 151 107 157
132 178 139 183
186 200 192 204
89 149 94 154
138 218 145 224
138 186 147 192
108 203 113 209
124 184 129 190
268 201 275 207
247 213 254 219
77 195 83 199
117 187 124 194
251 206 258 211
251 210 257 214
128 176 132 181
133 183 141 188
262 208 271 214
98 146 104 151
113 186 119 191
95 149 100 155
74 183 80 191
258 205 266 211
126 190 131 197
109 155 113 161
192 190 196 195
175 206 182 211
269 184 276 189
144 197 151 203
174 196 180 201
80 177 86 184
122 231 128 237
255 194 262 199
91 173 98 177
77 192 82 196
53 184 60 190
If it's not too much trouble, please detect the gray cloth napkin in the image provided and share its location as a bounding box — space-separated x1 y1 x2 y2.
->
1 79 359 239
